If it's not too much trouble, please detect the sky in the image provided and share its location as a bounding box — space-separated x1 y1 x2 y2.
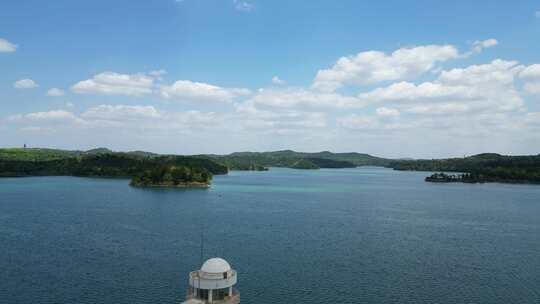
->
1 0 540 158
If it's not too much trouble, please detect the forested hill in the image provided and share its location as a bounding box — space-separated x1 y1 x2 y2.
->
0 149 227 187
0 148 388 172
3 148 540 184
205 150 390 170
389 153 540 184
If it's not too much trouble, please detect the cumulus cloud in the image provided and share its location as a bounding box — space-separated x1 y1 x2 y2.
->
312 44 459 92
160 80 250 103
8 110 84 125
81 105 161 121
526 112 540 125
72 72 155 96
7 105 226 135
235 101 327 133
233 0 255 11
376 107 400 117
438 59 521 86
467 38 498 55
247 88 364 109
358 59 524 115
0 38 17 52
14 79 38 89
272 76 286 85
519 64 540 94
338 114 382 130
46 88 65 97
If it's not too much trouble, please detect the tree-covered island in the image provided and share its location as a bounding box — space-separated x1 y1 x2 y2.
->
425 173 485 183
393 153 540 184
130 166 211 187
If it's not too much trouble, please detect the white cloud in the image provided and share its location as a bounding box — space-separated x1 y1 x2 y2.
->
519 64 540 94
338 114 381 130
46 88 65 97
72 72 155 96
14 79 38 89
160 80 250 102
358 59 524 115
7 106 225 135
247 87 364 109
312 44 459 92
526 112 540 125
81 105 161 121
235 102 327 132
523 83 540 95
358 81 475 102
469 38 498 55
0 38 17 53
438 59 521 86
404 103 471 115
520 64 540 79
8 110 83 125
233 0 255 11
536 10 540 18
148 69 167 78
272 76 286 85
376 107 400 117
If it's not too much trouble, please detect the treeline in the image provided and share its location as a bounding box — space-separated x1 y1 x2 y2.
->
0 152 228 184
131 166 211 187
206 150 372 170
392 153 540 184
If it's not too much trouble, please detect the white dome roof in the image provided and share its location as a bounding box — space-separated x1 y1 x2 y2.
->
201 258 231 273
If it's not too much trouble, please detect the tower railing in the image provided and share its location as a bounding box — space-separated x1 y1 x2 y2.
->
186 288 240 304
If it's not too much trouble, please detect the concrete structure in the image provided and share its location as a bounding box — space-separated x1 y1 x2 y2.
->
182 258 240 304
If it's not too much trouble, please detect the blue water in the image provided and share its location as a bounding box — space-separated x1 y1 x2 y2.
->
1 167 539 304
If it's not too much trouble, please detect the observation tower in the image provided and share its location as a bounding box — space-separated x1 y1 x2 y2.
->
182 257 240 304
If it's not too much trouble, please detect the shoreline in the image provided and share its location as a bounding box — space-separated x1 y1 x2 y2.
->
129 181 210 188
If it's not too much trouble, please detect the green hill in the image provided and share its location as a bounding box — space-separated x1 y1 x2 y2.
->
0 148 228 187
206 150 388 170
390 153 540 184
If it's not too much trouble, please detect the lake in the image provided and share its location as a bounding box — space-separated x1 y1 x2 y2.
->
1 167 539 303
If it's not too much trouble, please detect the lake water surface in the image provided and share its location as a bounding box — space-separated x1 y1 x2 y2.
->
1 167 539 303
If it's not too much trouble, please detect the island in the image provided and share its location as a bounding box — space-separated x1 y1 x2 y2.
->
392 153 540 184
130 166 211 188
425 173 484 183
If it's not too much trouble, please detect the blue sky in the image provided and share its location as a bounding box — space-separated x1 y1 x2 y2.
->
1 0 540 157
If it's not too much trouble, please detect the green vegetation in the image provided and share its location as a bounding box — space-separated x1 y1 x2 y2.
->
3 148 540 185
205 150 381 170
131 166 211 187
0 148 80 161
392 153 540 184
0 148 227 187
291 159 319 169
425 173 486 183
